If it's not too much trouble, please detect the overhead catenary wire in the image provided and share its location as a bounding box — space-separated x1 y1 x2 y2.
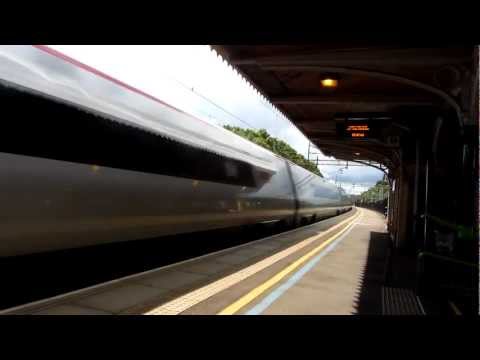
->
164 75 258 131
169 46 321 159
160 47 381 186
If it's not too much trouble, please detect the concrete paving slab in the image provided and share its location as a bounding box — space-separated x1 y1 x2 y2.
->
215 253 252 265
74 283 168 313
181 260 234 276
250 242 282 251
35 304 112 315
229 247 268 258
135 270 208 290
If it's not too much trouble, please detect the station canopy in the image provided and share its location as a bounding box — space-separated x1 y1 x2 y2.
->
212 45 474 173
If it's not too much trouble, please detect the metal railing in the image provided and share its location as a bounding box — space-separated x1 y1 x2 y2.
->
417 252 478 269
416 251 478 301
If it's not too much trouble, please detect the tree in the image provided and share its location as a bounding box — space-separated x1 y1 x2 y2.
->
359 180 390 204
224 125 323 177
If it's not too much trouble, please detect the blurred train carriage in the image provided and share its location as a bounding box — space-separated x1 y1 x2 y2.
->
0 45 352 257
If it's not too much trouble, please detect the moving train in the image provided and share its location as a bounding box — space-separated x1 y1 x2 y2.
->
0 45 352 257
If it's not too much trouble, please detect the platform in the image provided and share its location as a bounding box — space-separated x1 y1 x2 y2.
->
1 207 394 315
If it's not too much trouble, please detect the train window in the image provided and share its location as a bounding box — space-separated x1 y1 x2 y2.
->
314 188 323 198
224 161 239 178
0 84 268 187
314 187 338 200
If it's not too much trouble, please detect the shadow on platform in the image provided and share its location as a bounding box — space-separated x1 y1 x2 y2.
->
352 231 390 315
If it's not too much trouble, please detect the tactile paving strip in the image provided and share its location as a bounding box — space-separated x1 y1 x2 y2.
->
145 210 360 315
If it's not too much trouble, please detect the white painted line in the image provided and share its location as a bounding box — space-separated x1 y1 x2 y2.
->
1 209 358 315
144 211 360 315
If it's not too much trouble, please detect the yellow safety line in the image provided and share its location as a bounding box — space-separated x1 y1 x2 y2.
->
143 208 360 315
218 209 363 315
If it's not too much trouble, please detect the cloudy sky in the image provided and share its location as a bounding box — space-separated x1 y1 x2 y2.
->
48 45 383 194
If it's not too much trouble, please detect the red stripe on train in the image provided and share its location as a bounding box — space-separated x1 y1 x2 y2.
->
32 45 209 125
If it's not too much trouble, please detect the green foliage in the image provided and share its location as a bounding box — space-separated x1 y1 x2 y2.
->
224 125 323 177
359 179 390 203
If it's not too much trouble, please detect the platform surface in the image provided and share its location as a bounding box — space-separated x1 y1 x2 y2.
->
1 207 389 315
185 207 387 315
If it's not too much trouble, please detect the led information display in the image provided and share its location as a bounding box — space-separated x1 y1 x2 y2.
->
346 124 370 138
335 114 391 141
336 119 373 140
